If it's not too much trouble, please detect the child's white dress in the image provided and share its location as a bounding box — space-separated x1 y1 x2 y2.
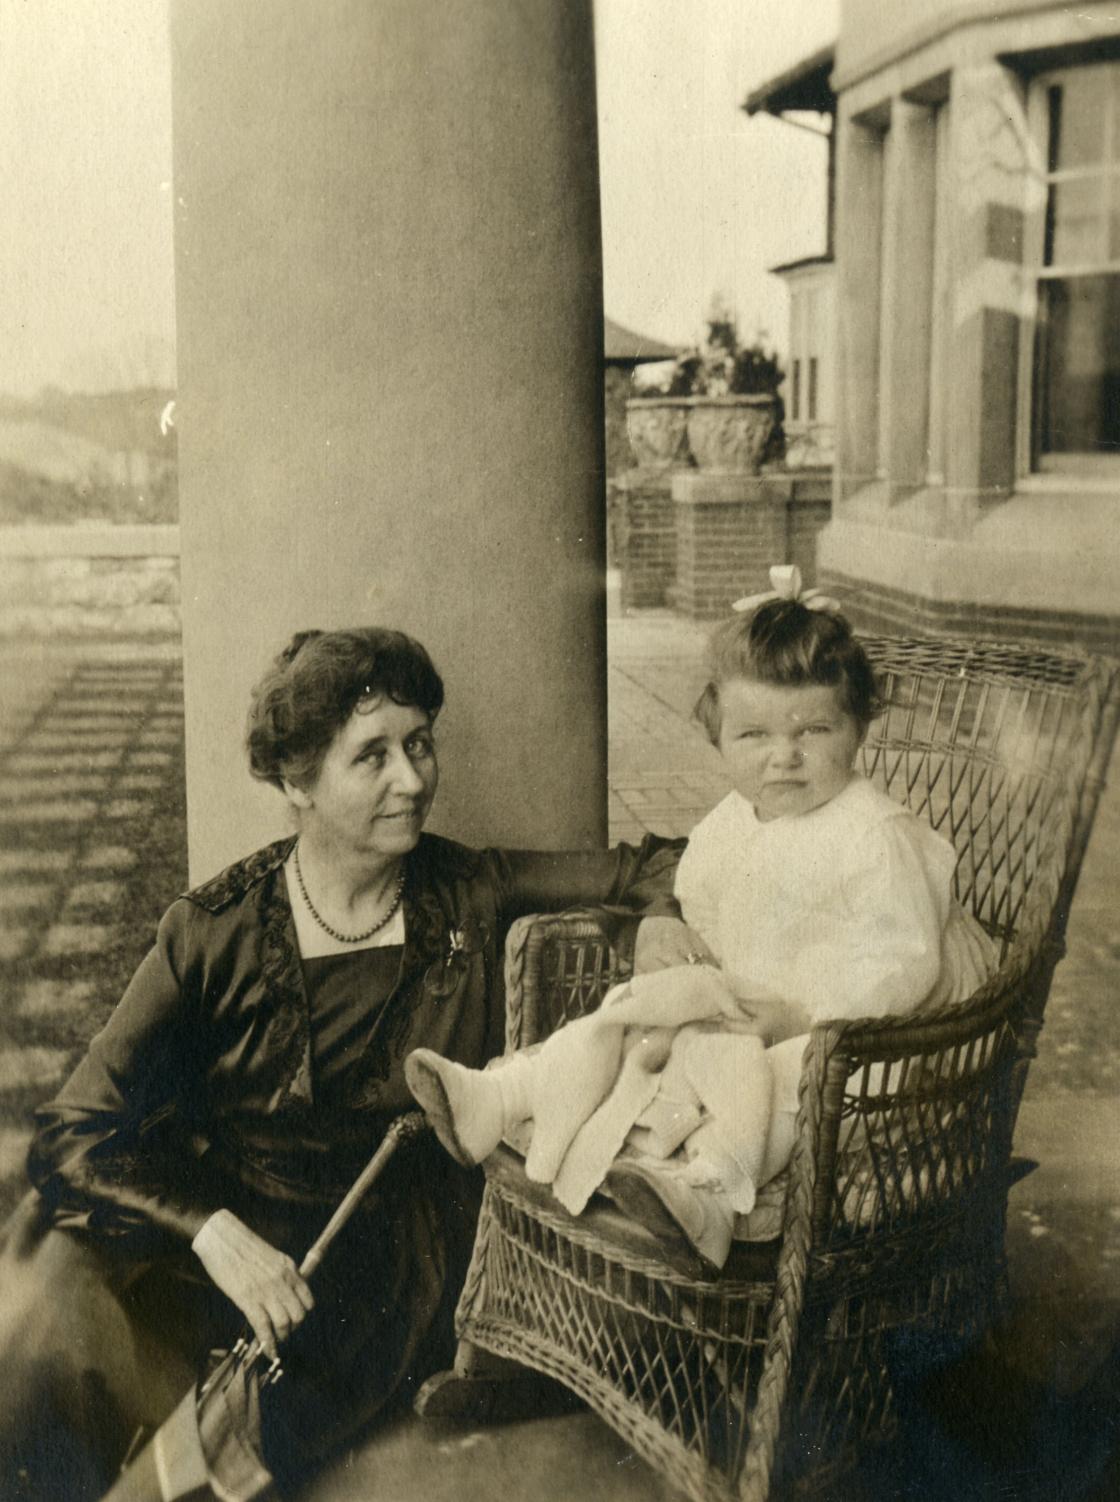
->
501 775 997 1247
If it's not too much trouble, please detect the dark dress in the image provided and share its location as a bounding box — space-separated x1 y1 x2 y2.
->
0 831 681 1500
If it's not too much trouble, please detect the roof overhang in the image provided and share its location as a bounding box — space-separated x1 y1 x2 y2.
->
743 44 836 117
768 254 834 278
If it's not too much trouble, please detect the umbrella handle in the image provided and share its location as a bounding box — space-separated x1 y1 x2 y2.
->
299 1109 428 1280
198 1111 429 1396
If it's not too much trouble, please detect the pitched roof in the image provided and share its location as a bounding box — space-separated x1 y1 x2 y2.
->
604 317 679 364
742 44 836 117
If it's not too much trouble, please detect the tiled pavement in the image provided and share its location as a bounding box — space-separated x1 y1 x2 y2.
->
0 639 186 1222
0 621 1117 1499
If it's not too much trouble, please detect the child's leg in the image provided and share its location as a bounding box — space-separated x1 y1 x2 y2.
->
404 1047 541 1166
405 991 636 1170
673 1029 773 1214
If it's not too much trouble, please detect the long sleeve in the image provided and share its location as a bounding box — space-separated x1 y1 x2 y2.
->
487 832 685 923
27 899 220 1247
674 793 758 961
780 817 952 1023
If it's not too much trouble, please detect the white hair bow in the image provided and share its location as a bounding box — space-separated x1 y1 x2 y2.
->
732 563 841 615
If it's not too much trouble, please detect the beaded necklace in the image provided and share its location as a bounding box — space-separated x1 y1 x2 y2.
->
294 843 405 944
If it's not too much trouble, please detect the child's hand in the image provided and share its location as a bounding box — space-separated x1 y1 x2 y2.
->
634 918 717 974
733 994 813 1046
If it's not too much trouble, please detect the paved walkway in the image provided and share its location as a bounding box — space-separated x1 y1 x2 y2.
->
0 620 1117 1499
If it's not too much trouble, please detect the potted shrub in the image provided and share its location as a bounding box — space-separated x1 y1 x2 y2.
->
627 302 785 474
623 393 692 471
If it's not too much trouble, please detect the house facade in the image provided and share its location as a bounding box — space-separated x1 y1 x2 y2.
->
750 3 1120 646
820 0 1120 646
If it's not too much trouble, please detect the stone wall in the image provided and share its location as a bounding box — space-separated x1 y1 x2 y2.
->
0 525 180 637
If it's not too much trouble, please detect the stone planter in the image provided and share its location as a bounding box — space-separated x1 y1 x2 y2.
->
685 394 778 475
624 397 691 471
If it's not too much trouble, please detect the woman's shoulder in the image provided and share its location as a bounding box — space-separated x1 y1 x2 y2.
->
183 836 296 914
410 831 487 882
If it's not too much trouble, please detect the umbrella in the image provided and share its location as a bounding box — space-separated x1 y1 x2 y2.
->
116 1111 429 1502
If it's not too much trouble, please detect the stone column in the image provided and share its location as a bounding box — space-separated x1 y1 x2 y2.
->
942 61 1030 525
833 111 885 505
171 0 606 879
881 98 938 500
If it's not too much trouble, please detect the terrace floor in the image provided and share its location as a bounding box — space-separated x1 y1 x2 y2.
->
0 617 1117 1500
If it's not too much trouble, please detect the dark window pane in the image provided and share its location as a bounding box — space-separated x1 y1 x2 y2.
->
791 359 801 421
808 357 818 421
1037 274 1120 455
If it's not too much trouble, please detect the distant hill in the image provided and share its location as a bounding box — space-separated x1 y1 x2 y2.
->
0 388 177 525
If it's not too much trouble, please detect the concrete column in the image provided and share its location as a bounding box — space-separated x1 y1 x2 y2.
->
833 111 885 505
170 0 606 879
881 99 938 499
943 61 1030 524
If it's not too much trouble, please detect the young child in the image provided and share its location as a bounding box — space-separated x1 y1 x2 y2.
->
405 566 998 1274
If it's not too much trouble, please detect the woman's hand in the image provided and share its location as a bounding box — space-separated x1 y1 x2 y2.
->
634 917 716 974
192 1209 315 1362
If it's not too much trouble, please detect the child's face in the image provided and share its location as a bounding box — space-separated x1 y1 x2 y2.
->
717 678 865 823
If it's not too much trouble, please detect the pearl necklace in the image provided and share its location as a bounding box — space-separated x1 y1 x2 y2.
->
294 844 405 944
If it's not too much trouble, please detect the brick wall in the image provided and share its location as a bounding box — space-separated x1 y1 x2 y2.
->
613 469 678 609
672 474 788 620
822 568 1120 653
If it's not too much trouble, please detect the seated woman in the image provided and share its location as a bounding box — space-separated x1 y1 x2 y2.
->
0 627 680 1502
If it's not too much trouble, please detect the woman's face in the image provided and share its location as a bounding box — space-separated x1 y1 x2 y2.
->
717 677 864 823
290 697 438 860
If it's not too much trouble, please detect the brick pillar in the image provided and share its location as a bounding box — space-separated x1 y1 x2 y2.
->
671 473 787 621
614 467 677 609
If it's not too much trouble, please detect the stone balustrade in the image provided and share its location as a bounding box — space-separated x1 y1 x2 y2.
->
0 525 180 637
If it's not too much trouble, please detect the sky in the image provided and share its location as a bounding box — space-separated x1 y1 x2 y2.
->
0 0 175 396
0 0 835 396
596 0 839 353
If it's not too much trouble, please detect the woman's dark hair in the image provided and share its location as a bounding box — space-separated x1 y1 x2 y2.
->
693 598 883 745
247 627 444 792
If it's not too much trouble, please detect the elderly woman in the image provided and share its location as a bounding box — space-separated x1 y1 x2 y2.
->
0 627 681 1502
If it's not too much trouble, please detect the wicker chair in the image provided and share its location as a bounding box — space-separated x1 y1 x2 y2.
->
422 637 1120 1502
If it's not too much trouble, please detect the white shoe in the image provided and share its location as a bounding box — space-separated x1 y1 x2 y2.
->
404 1049 506 1166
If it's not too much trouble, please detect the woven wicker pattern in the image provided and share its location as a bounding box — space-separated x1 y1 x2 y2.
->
457 637 1120 1502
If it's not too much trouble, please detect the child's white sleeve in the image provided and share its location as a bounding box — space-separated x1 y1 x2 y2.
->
786 817 954 1022
673 822 724 962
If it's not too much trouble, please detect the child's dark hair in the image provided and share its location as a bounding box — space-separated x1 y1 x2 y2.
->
693 598 884 745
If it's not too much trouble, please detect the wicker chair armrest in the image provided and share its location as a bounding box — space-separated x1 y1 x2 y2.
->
787 973 1021 1251
503 910 633 1052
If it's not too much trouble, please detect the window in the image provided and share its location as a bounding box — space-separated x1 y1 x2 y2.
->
791 358 802 422
808 356 819 422
1032 64 1120 468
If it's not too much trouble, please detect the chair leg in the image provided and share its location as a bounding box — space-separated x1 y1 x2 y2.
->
414 1339 579 1423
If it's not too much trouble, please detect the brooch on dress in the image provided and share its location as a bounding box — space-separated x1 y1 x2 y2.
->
428 924 483 1002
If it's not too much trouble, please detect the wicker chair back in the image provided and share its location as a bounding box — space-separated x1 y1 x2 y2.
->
452 637 1120 1502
